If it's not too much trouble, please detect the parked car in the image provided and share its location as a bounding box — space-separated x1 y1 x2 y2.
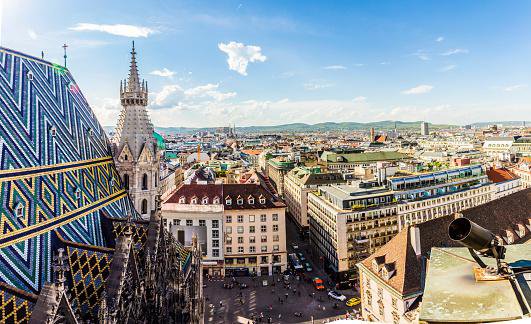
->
313 277 325 291
262 280 268 287
304 262 313 272
346 297 361 307
328 290 347 301
291 243 299 250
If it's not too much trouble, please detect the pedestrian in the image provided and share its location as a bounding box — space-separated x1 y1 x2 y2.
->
219 301 222 307
278 313 282 320
285 292 288 300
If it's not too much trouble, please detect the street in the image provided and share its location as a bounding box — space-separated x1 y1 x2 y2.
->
203 213 361 323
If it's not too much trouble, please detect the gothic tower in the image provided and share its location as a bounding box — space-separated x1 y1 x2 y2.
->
113 42 159 219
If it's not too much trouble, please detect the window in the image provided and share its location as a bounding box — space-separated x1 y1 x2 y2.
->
186 220 193 226
261 246 267 252
199 220 206 227
141 199 148 214
261 225 267 232
226 216 232 223
238 246 244 253
249 236 256 243
27 72 34 80
260 214 267 222
14 203 24 218
237 197 244 205
142 173 148 190
213 196 220 204
272 214 279 221
212 240 219 247
75 188 82 200
261 256 268 264
226 197 232 205
226 247 232 253
191 197 198 204
212 249 219 257
49 126 57 137
261 235 267 243
202 197 209 205
237 226 244 234
123 174 129 190
273 235 279 242
249 226 255 233
273 224 279 232
273 245 279 252
212 220 219 228
259 195 266 204
238 237 244 244
212 230 219 238
225 227 232 234
237 215 244 223
226 237 232 244
249 246 256 253
248 197 255 204
249 215 255 222
179 196 185 203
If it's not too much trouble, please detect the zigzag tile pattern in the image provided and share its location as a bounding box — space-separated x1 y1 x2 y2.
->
0 47 136 294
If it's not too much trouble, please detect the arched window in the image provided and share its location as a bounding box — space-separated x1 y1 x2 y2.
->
142 173 148 190
124 154 128 161
141 199 148 214
155 172 158 187
123 174 129 190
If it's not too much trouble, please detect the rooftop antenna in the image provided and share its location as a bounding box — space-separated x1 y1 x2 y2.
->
62 43 68 67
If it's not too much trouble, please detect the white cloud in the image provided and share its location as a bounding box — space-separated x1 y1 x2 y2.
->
353 96 367 102
303 81 334 91
436 36 444 42
504 84 527 92
153 84 183 106
440 64 456 72
150 68 175 78
323 65 347 70
184 83 237 101
402 84 433 95
380 61 390 65
441 48 469 56
218 41 267 76
69 23 156 38
354 63 365 67
28 29 37 40
412 51 430 61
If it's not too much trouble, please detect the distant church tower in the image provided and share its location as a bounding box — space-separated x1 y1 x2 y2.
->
113 42 159 219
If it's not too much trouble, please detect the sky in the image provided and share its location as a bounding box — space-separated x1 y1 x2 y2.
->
2 0 531 127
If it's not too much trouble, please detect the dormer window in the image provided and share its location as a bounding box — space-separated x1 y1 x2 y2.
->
225 196 232 205
75 187 82 200
259 194 266 204
110 177 116 187
49 126 57 137
517 224 526 238
27 72 34 80
202 197 209 205
88 128 94 137
248 196 255 205
237 196 244 205
179 196 186 204
191 196 198 204
213 196 220 204
14 202 24 218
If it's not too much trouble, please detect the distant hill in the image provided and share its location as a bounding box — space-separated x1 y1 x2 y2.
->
104 120 456 135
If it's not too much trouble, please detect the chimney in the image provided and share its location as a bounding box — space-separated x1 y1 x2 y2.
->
410 226 421 257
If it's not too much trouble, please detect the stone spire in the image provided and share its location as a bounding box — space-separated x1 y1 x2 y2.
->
127 41 141 93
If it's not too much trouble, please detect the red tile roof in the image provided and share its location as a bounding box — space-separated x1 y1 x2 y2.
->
486 167 519 183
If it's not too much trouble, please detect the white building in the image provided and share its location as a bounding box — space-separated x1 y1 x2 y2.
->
482 136 517 161
420 122 429 136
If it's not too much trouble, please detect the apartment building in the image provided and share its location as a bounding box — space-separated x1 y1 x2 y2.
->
308 183 399 288
390 164 494 230
266 158 295 196
511 161 531 188
283 166 345 230
482 136 518 160
319 151 409 172
308 164 494 288
223 184 287 276
162 185 225 276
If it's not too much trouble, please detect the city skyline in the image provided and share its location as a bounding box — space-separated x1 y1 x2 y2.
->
2 0 531 127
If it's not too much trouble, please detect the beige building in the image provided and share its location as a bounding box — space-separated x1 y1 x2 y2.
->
283 166 345 230
223 184 287 276
161 183 287 277
308 165 494 288
266 158 295 196
511 161 531 188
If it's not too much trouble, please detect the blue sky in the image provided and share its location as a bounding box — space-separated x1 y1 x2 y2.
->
3 0 531 127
